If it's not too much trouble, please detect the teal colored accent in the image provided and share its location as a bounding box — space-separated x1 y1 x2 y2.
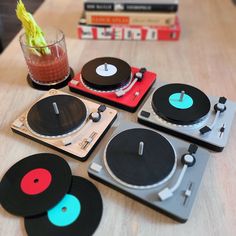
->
48 194 81 227
169 93 193 109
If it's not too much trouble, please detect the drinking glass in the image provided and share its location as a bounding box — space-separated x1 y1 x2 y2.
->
19 27 70 85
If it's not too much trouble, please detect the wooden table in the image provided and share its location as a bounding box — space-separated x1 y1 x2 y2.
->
0 0 236 235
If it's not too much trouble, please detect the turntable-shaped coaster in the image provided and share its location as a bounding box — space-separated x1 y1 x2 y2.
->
11 89 117 161
68 57 156 112
88 122 210 223
138 82 236 151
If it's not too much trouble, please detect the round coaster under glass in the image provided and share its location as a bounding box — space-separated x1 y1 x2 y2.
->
27 68 74 90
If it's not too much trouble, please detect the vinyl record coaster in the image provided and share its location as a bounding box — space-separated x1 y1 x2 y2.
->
0 153 72 216
81 57 131 91
25 176 103 236
27 94 87 138
104 128 176 189
152 83 211 125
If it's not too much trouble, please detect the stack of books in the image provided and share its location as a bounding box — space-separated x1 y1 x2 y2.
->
77 0 181 41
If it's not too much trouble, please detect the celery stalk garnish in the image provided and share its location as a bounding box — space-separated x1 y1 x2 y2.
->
16 0 51 56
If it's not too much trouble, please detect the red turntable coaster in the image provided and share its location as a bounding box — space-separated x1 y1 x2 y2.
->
68 57 157 112
0 153 72 217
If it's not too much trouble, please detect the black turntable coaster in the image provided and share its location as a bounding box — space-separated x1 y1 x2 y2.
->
25 176 103 236
27 94 87 137
152 83 211 125
81 57 131 90
0 153 72 217
104 128 176 188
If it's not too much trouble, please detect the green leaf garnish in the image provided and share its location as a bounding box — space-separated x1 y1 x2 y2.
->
16 0 50 56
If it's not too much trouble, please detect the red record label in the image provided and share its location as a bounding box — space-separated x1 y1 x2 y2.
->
20 168 52 195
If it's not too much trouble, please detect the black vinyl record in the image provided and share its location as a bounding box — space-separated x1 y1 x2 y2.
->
0 153 72 216
105 128 176 188
25 176 103 236
152 83 211 125
27 94 87 137
81 57 131 90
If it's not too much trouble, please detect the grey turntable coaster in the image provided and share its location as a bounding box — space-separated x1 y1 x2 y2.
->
88 122 210 223
138 81 236 151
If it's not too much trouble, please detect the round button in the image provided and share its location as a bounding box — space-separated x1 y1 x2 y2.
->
91 112 100 119
90 112 101 122
181 154 196 167
216 103 226 112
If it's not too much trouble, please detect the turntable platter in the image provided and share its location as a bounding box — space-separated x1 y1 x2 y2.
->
27 95 87 137
152 83 211 125
81 57 131 91
104 128 176 189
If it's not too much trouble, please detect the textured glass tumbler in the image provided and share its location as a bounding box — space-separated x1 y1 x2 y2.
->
20 27 70 85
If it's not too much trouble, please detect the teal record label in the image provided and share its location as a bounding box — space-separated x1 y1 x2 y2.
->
48 194 81 227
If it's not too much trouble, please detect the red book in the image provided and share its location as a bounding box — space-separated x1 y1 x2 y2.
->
77 16 181 41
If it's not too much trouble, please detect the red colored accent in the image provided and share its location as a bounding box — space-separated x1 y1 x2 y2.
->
77 27 82 38
142 28 148 41
20 168 52 195
68 67 156 111
158 17 180 41
111 28 115 40
92 28 97 39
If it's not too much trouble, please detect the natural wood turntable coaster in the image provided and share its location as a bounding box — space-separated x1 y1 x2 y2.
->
11 89 117 161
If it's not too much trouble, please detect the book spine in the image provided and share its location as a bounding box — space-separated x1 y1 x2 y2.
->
124 4 178 12
84 3 178 12
85 12 176 26
85 3 114 11
77 19 180 41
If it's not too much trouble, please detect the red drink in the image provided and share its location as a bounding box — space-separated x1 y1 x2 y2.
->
20 28 70 85
26 45 69 84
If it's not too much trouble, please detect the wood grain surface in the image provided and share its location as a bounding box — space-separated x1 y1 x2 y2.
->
0 0 236 235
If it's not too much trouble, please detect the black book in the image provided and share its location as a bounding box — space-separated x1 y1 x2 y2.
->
84 0 179 13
